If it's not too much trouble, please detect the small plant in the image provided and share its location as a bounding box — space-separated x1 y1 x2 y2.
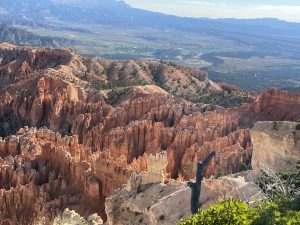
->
179 198 254 225
215 167 225 178
182 161 195 179
273 121 279 130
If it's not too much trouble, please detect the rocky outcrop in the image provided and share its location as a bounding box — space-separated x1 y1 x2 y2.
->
251 121 300 172
105 171 262 225
0 43 73 89
52 208 103 225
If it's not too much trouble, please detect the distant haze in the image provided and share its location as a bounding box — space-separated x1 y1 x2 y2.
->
124 0 300 22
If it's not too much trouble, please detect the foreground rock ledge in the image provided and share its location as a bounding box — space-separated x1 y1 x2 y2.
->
105 171 262 225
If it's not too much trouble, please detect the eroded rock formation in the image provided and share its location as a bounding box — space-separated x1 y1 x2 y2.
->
0 43 300 224
0 127 129 224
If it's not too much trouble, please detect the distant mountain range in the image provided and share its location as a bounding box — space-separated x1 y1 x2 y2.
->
1 0 300 92
2 0 300 40
0 24 78 47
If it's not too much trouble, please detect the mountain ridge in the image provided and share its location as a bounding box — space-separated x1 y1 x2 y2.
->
0 42 255 107
1 0 300 92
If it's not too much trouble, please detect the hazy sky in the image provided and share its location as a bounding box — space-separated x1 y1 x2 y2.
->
124 0 300 22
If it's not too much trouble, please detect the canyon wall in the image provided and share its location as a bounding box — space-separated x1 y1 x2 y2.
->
0 43 300 224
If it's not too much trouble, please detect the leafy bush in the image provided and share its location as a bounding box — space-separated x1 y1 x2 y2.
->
180 163 300 225
178 197 300 225
251 198 300 225
178 198 254 225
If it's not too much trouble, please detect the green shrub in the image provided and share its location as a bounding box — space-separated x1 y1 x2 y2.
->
178 198 254 225
273 121 279 130
251 198 300 225
215 167 225 178
182 161 195 179
178 197 300 225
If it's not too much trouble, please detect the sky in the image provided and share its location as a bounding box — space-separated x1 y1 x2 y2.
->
124 0 300 22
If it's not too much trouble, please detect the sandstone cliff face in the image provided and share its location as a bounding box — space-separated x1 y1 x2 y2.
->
0 43 300 224
251 121 300 172
234 88 300 127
